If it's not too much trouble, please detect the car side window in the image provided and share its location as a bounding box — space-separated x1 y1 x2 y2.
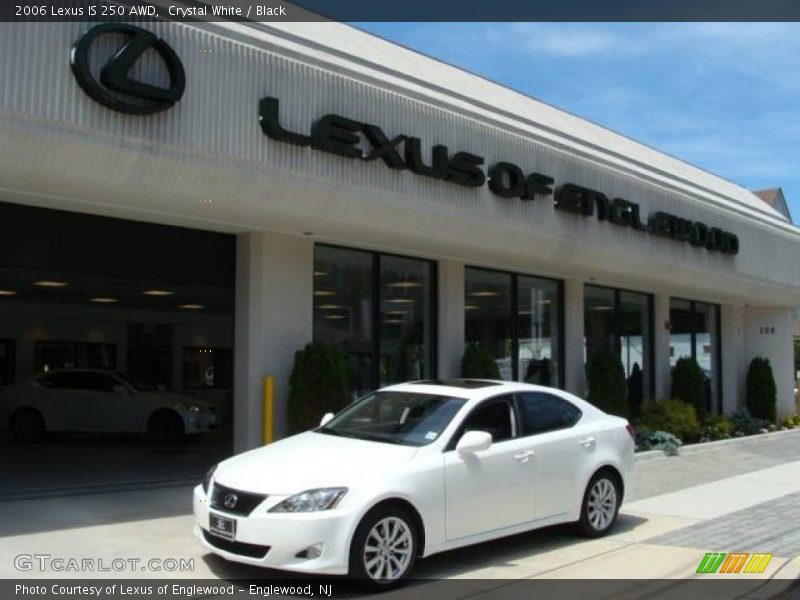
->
515 392 582 436
451 396 515 448
39 372 81 389
82 372 117 393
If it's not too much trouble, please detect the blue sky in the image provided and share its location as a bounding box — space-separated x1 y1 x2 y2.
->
357 23 800 222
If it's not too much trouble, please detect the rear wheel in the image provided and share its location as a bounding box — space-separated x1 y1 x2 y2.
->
349 506 418 590
576 471 621 537
10 409 45 442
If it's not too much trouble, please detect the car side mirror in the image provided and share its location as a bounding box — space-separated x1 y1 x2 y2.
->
456 430 492 455
112 384 127 395
319 412 334 427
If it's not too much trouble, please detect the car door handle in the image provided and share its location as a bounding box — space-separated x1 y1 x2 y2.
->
579 437 596 448
513 450 535 462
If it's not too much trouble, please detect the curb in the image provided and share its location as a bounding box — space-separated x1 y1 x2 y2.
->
634 427 800 462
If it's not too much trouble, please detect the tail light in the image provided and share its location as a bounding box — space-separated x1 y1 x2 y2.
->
625 423 636 440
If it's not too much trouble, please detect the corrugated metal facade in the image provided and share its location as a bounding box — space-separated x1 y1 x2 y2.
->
0 21 798 304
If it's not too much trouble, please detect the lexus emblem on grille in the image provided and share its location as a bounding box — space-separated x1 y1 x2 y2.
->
70 23 186 115
223 493 238 509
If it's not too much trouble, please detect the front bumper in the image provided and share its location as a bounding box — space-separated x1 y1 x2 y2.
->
193 485 354 575
183 413 219 434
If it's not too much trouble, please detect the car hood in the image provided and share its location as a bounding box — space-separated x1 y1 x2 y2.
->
213 431 419 494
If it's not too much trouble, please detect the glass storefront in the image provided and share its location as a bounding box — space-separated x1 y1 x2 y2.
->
378 255 434 387
669 298 721 413
584 285 653 414
313 245 436 397
465 267 562 385
464 269 513 379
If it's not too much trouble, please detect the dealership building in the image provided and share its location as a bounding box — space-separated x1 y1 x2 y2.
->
0 19 798 476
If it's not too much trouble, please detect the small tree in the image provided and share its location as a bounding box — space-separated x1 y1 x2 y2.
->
460 342 501 379
586 348 628 417
288 342 349 433
746 356 777 422
671 357 708 418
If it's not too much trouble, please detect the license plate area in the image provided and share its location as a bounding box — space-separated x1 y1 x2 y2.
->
209 513 236 541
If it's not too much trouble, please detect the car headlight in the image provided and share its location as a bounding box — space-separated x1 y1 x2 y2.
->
269 487 348 513
201 464 217 494
188 405 201 413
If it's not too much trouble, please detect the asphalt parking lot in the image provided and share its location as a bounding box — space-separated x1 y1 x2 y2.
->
0 430 799 598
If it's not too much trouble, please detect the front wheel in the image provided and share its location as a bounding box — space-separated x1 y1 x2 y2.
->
148 410 185 444
10 409 45 442
349 506 418 590
576 471 621 537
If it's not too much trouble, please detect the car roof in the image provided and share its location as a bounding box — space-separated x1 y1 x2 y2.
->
380 380 580 403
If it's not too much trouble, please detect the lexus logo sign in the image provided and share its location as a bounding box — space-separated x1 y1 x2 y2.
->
70 23 185 115
223 493 238 509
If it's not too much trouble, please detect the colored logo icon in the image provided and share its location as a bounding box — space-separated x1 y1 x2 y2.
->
696 552 773 574
70 23 185 115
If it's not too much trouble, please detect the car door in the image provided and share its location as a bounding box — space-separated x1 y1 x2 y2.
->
514 392 594 521
443 395 537 541
34 371 85 431
84 372 149 433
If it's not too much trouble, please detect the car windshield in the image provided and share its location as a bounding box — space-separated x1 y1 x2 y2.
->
317 391 466 447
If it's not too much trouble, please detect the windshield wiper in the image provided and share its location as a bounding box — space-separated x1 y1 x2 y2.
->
317 428 408 445
316 426 345 436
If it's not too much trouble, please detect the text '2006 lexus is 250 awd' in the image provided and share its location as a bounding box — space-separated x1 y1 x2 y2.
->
193 379 635 589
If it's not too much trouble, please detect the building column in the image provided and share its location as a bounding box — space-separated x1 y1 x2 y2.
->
720 304 745 415
233 231 314 452
437 259 465 380
743 306 796 419
653 293 671 401
563 278 585 396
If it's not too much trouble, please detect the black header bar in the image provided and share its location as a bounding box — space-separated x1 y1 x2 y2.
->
4 0 800 22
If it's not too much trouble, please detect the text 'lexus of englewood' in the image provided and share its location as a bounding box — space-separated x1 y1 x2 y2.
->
193 379 635 589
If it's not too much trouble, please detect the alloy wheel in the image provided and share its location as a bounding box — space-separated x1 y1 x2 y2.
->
362 516 413 581
587 478 617 531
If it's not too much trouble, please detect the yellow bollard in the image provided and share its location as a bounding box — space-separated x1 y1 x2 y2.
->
263 375 274 445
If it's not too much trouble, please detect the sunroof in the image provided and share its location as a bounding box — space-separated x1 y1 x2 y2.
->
412 379 501 389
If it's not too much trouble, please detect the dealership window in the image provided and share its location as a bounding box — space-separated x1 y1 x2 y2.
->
464 267 562 386
182 347 233 390
313 245 436 397
584 285 653 414
34 341 116 373
669 298 721 414
0 339 14 385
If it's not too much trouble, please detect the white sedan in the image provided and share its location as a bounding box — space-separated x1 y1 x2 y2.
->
194 380 634 588
1 369 218 442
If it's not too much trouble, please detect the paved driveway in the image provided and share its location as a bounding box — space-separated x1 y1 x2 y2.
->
0 430 798 595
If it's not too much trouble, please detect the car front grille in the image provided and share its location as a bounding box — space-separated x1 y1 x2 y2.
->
210 483 267 516
202 530 270 559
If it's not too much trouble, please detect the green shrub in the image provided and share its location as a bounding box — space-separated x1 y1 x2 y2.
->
288 342 350 433
635 429 682 456
586 348 628 417
700 415 734 441
460 343 501 379
781 416 800 429
731 408 767 436
671 357 708 418
637 399 700 442
745 357 777 422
